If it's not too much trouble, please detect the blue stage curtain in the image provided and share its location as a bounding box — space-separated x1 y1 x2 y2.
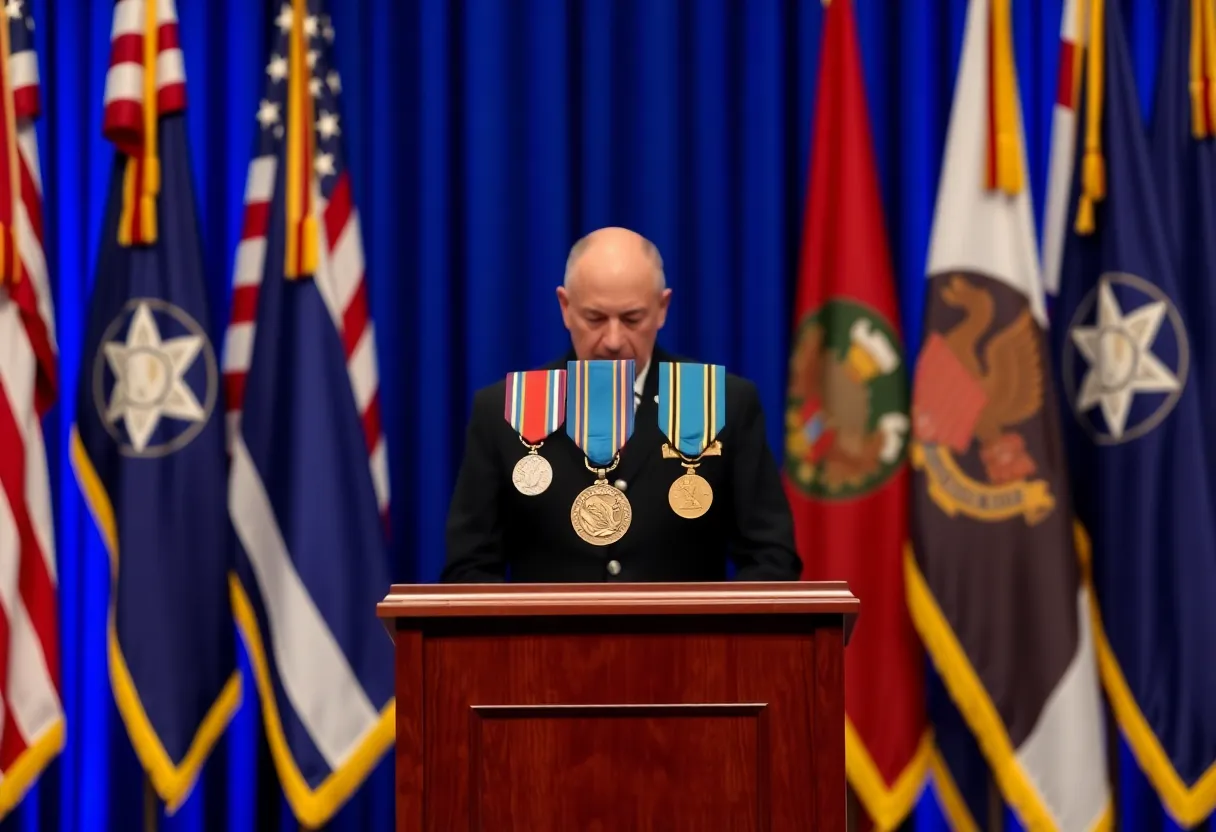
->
7 0 1189 830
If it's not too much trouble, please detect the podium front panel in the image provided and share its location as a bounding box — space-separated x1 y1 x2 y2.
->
471 703 767 829
393 615 845 832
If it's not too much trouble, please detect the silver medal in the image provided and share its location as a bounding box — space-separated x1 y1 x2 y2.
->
512 453 553 496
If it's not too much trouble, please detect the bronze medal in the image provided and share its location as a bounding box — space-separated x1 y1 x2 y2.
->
512 452 552 496
668 471 713 519
571 478 632 545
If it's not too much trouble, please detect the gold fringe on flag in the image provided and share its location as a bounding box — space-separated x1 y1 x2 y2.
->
284 0 318 279
118 0 161 246
988 0 1024 194
1190 0 1216 138
1076 0 1106 234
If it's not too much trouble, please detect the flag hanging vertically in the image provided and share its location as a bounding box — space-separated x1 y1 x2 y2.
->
906 0 1111 829
0 0 62 818
1042 0 1086 299
1152 0 1216 456
222 0 394 825
782 1 928 826
69 0 240 812
1044 0 1216 824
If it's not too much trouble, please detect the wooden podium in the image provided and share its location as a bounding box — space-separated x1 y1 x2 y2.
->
376 581 858 831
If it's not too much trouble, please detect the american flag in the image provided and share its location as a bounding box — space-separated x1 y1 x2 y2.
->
0 0 62 818
223 1 394 825
102 0 186 246
1041 0 1084 297
223 1 388 510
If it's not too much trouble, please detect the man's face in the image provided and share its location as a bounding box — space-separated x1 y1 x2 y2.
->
556 240 671 371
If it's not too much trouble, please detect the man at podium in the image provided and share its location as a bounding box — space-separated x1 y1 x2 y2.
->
442 226 801 583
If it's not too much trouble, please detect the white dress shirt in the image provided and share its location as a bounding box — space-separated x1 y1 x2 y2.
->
634 359 649 413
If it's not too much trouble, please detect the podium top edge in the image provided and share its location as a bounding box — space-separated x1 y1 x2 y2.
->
375 580 859 619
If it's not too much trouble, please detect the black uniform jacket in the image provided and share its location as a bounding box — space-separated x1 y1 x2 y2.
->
441 346 803 583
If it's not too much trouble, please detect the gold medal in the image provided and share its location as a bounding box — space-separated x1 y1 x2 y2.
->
571 478 632 545
657 362 725 519
668 470 713 519
512 452 552 496
565 360 635 543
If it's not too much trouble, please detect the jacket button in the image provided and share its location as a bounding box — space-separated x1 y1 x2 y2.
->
614 479 627 491
607 560 621 576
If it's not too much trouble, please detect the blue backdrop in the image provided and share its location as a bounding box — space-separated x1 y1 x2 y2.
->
6 0 1189 830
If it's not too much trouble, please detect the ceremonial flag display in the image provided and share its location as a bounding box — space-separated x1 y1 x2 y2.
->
70 0 239 811
565 359 635 546
222 0 394 825
0 0 62 818
504 369 566 497
781 0 927 826
906 0 1111 828
1043 0 1216 824
1152 0 1216 454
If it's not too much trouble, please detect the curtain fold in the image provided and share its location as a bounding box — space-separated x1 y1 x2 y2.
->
16 0 1178 829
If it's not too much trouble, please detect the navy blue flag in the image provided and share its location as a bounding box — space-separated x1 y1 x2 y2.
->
1152 0 1216 472
221 0 394 825
1139 0 1216 819
69 0 239 812
1049 0 1216 824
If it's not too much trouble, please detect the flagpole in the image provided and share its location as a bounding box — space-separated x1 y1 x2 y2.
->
144 777 159 832
986 774 1005 832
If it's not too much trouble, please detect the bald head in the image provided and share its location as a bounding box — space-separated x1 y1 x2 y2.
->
563 227 666 291
556 226 672 370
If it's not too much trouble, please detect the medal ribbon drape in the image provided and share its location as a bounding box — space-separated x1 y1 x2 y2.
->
567 359 635 546
505 369 567 443
505 369 567 497
567 359 635 467
658 362 725 457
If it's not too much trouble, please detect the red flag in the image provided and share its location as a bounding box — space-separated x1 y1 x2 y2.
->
782 1 927 827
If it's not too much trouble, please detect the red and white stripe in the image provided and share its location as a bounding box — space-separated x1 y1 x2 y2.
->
222 138 392 799
222 153 275 450
102 0 186 154
1042 0 1086 297
221 159 390 522
0 101 61 816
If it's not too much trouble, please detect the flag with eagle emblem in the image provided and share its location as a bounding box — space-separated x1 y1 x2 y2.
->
906 0 1111 829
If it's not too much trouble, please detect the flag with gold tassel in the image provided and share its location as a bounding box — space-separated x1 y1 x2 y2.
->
1042 0 1216 824
71 0 240 813
782 1 928 827
907 0 1112 829
221 0 395 825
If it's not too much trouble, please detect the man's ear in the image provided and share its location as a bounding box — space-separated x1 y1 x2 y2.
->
556 285 572 328
656 288 672 328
